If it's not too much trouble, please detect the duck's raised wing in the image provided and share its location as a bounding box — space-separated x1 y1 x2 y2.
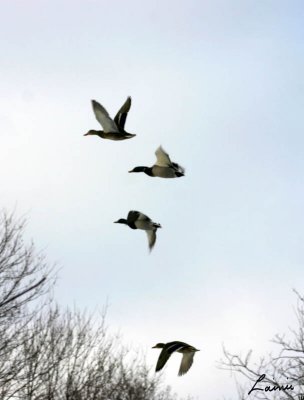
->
155 146 172 167
91 100 119 133
127 210 141 224
114 97 131 130
178 352 195 376
128 211 151 223
155 347 172 372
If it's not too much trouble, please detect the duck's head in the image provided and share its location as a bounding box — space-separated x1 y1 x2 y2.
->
128 166 147 173
129 166 153 177
152 343 165 349
84 129 100 136
114 218 127 224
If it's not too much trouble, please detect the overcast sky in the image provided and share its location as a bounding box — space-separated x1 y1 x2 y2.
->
1 1 304 398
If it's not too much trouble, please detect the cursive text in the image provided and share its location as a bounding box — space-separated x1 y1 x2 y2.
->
248 374 294 395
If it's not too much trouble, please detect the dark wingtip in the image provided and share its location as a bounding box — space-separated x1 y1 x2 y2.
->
155 365 162 372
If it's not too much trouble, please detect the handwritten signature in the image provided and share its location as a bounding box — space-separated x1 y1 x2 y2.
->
248 374 294 395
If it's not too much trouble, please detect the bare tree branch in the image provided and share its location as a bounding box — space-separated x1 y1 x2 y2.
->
0 277 46 308
219 291 304 399
0 211 185 400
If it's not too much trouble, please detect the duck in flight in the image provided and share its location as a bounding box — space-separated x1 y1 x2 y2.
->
129 146 185 178
152 341 199 376
114 211 161 251
84 97 136 140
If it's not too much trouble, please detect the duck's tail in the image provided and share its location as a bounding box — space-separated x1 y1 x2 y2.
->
172 162 185 177
175 171 185 177
125 133 136 139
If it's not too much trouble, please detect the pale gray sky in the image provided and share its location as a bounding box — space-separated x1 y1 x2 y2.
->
1 1 304 398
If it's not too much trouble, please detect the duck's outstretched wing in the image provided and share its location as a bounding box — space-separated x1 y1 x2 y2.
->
91 100 119 133
155 347 172 372
178 352 195 376
155 146 185 175
155 146 172 167
127 210 141 224
114 97 132 130
127 210 152 223
146 229 157 251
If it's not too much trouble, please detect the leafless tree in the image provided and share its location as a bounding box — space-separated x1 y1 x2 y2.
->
220 290 304 399
6 306 179 400
0 212 185 400
0 211 53 397
0 211 51 316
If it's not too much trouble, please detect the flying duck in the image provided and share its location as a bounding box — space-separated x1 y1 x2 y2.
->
114 211 161 251
152 341 199 376
129 146 185 178
84 97 136 140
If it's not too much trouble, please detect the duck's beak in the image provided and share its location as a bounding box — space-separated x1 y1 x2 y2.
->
128 170 134 173
84 131 95 136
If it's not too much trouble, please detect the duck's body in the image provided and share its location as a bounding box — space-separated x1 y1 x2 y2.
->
152 341 199 376
84 97 136 141
86 130 133 141
114 210 161 251
129 146 185 178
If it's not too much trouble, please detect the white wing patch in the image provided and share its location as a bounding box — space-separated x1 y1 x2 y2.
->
155 146 172 167
92 100 119 133
178 352 195 376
